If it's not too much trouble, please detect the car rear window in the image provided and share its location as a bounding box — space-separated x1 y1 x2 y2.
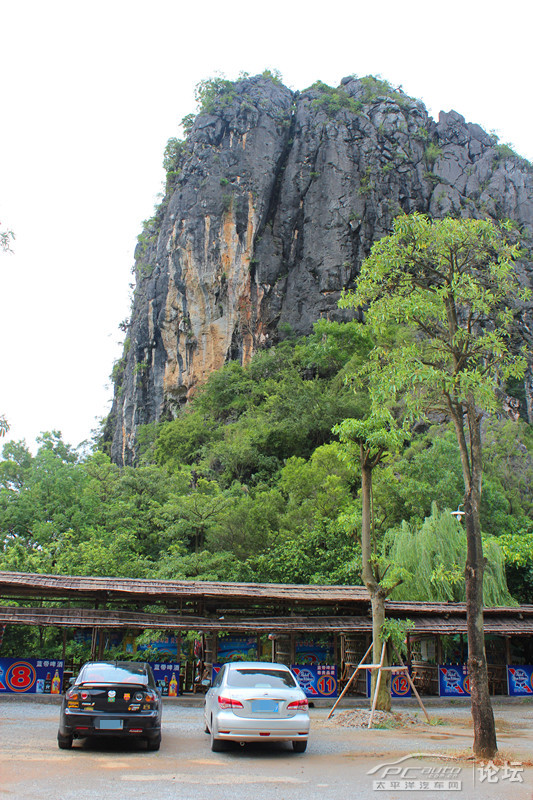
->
79 663 148 685
226 668 297 689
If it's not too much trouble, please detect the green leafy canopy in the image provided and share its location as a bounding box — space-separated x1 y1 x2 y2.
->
340 213 530 419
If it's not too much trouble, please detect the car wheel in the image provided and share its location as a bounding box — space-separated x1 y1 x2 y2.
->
292 740 307 753
146 733 161 751
210 721 224 752
57 732 73 750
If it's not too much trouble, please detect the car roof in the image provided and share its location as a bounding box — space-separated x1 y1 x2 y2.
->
77 661 152 683
225 662 291 670
82 661 149 670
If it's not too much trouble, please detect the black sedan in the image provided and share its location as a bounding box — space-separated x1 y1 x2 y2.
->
58 661 162 750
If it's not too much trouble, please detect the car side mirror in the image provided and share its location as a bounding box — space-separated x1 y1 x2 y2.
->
201 678 211 687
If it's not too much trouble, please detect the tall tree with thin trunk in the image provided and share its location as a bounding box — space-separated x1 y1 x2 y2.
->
340 213 530 759
335 412 406 711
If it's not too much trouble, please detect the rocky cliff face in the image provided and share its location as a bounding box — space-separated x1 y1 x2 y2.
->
107 74 533 465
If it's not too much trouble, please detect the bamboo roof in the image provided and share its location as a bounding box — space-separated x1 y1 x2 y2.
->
407 615 533 636
0 571 369 606
385 601 533 617
0 605 531 636
0 571 531 637
0 605 367 632
1 572 530 615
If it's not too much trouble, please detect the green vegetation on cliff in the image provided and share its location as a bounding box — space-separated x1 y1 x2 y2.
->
1 319 532 603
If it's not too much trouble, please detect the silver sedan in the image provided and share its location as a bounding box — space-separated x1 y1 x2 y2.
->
203 661 310 753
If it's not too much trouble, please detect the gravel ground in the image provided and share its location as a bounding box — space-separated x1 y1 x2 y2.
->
327 708 422 728
1 697 532 800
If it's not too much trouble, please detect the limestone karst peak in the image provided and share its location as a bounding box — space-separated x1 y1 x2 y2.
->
105 74 533 466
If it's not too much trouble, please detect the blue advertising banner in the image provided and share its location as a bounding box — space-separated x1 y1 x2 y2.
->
295 639 334 665
507 665 533 696
438 664 471 697
149 662 180 696
291 665 338 698
0 658 64 694
366 669 412 698
137 635 180 656
217 637 257 661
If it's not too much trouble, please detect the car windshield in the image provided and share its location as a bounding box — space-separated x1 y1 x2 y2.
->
226 668 296 689
79 663 148 685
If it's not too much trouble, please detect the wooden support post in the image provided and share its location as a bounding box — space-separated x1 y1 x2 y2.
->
97 628 105 659
505 637 511 666
436 634 442 665
90 627 98 660
391 643 431 724
91 600 100 660
328 639 431 729
327 642 373 719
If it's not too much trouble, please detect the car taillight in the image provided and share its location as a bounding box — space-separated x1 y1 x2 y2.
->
217 695 244 709
141 690 157 709
287 698 308 710
65 689 81 707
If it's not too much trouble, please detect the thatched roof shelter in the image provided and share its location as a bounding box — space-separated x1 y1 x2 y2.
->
0 570 531 637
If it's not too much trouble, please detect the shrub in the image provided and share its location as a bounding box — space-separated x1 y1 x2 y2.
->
425 142 442 166
310 81 362 117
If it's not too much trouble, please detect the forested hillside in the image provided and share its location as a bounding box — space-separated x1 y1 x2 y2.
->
2 321 532 603
106 73 533 465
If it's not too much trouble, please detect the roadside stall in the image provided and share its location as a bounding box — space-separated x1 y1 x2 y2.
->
0 571 532 698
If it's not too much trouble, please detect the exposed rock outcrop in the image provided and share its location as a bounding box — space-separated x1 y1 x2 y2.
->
106 75 533 465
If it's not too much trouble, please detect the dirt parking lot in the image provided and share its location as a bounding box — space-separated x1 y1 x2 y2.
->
1 696 532 800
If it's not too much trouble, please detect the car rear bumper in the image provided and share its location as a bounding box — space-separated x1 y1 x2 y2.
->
214 710 310 742
217 730 309 743
60 709 161 738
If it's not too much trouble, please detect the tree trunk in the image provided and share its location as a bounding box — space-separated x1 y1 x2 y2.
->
463 403 498 759
370 590 391 711
361 456 391 712
464 494 497 757
360 455 374 591
447 394 498 758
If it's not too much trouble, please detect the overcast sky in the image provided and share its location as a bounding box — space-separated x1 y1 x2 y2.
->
1 0 532 453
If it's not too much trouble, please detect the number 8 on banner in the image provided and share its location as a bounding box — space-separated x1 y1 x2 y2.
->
6 662 36 692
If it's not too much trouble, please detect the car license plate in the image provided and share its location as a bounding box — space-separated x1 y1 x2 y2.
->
99 719 123 730
251 700 279 713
